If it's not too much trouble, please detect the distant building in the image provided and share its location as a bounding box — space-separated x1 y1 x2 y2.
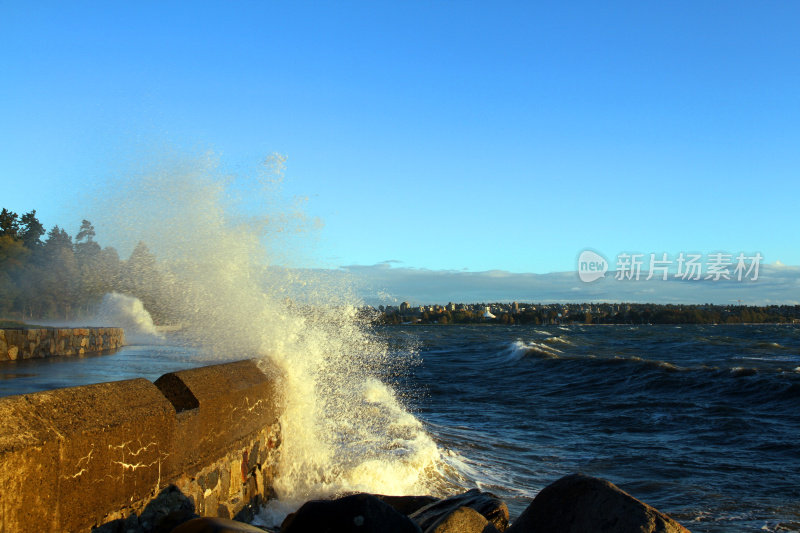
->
400 302 410 312
483 306 496 319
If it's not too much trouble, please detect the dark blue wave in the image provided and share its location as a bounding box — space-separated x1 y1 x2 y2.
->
385 324 800 533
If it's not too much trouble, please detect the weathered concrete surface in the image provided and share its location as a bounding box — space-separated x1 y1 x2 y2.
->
0 359 281 532
155 360 281 479
0 378 174 532
0 327 125 361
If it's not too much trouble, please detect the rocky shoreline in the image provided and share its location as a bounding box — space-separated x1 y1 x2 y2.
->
169 473 690 533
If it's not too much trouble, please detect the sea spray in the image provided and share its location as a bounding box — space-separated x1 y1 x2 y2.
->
90 151 453 524
94 292 163 343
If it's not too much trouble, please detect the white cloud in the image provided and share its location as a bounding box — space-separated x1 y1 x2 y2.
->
329 263 800 306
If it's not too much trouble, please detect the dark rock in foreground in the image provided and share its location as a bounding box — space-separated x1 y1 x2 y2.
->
280 493 422 533
375 494 440 516
246 473 688 533
171 517 268 532
409 488 509 532
507 473 690 533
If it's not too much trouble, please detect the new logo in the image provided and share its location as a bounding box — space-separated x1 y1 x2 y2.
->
577 250 608 283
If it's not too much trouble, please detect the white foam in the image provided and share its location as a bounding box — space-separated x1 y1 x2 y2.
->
543 335 572 345
506 340 531 361
94 292 163 344
506 339 562 361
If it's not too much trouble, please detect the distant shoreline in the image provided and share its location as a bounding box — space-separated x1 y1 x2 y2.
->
379 321 800 326
371 301 800 326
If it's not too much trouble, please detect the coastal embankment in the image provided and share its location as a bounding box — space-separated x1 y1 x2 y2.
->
0 359 280 532
0 355 694 533
0 327 125 361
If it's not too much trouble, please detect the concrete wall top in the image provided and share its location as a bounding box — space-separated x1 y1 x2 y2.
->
155 360 280 476
0 379 175 532
0 359 281 532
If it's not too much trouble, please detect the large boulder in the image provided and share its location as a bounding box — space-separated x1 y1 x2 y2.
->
170 517 268 532
410 489 509 532
507 473 690 533
280 493 422 533
375 495 440 516
426 506 500 533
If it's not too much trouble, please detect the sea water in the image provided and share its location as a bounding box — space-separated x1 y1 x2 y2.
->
384 323 800 533
3 322 798 531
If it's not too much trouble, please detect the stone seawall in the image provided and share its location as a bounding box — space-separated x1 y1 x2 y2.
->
0 327 125 361
0 359 281 532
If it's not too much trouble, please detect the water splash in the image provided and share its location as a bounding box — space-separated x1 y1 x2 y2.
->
91 151 450 525
94 292 163 344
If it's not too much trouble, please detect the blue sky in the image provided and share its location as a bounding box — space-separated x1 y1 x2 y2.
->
2 2 799 297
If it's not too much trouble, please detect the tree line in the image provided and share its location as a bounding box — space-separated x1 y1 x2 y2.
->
0 207 167 321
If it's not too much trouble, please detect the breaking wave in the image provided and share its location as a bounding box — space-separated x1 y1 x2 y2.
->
94 292 163 344
89 151 453 526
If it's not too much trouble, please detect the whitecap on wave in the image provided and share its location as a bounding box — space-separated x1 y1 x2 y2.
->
542 335 573 346
505 340 563 361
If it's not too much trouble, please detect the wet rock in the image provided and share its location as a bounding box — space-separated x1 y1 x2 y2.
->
281 493 422 533
507 473 690 533
150 509 198 533
374 495 439 515
170 517 268 532
233 497 265 524
427 506 500 533
409 489 509 532
141 485 197 532
92 512 142 533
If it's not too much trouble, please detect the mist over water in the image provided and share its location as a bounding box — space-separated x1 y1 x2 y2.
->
94 292 163 344
90 152 452 523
